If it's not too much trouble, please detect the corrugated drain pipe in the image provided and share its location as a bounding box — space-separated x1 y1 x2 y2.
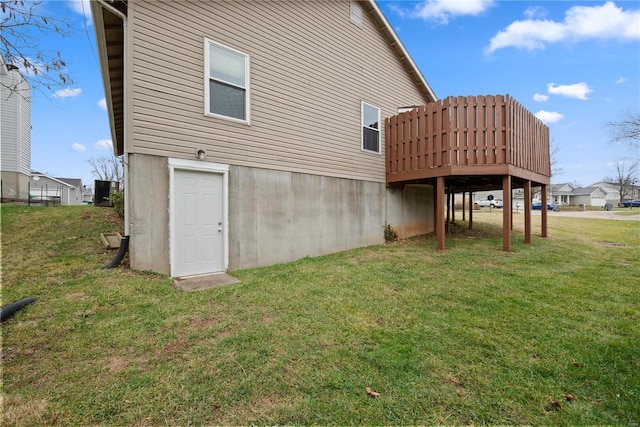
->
106 235 129 269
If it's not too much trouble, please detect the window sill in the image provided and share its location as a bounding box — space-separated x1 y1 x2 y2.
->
204 111 250 126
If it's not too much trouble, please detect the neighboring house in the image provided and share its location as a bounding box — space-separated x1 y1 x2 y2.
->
82 187 94 203
92 0 550 277
547 183 610 207
569 187 607 207
29 172 84 205
590 181 639 205
0 56 31 201
550 183 574 206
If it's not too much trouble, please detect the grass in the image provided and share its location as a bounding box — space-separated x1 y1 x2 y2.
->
1 205 639 425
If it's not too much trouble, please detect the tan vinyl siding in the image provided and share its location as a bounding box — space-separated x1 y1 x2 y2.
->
129 0 428 182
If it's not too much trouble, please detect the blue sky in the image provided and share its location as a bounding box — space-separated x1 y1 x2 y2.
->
20 0 640 188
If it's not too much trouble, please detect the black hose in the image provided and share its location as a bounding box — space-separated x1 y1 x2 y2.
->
105 235 130 269
1 297 38 322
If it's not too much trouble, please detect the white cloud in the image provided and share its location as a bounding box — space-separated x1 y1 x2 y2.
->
547 82 593 100
486 1 640 53
524 6 547 20
395 0 494 24
52 88 82 99
71 143 86 152
94 139 113 150
535 110 564 124
616 77 628 84
68 0 91 19
98 98 107 110
533 93 549 102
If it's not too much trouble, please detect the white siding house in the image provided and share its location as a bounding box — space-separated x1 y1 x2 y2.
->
1 58 31 200
570 187 608 207
29 173 84 205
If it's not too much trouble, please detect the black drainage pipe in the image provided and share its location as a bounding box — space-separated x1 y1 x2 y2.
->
1 297 38 323
105 235 130 269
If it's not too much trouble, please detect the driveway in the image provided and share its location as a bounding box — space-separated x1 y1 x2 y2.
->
529 209 640 221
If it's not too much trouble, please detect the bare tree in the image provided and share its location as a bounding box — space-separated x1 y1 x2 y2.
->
603 160 639 205
606 110 640 149
87 155 123 186
550 139 563 177
1 0 74 94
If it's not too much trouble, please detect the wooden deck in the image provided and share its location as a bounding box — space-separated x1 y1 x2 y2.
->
385 95 551 251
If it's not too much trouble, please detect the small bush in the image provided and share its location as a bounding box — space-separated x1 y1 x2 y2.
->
383 222 398 242
110 191 124 218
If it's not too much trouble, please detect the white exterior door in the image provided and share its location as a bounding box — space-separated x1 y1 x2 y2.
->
173 169 225 277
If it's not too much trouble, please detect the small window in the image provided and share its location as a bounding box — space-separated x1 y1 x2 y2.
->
350 1 363 28
205 39 250 123
362 102 380 153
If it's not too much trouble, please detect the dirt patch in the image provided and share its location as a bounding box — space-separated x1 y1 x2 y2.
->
1 394 48 425
105 355 129 373
188 317 222 329
598 242 628 247
445 373 469 396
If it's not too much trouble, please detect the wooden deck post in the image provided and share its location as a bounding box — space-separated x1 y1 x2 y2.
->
446 191 451 232
541 183 548 237
468 191 473 229
436 177 445 250
502 175 512 252
451 191 455 225
462 192 466 221
524 180 532 243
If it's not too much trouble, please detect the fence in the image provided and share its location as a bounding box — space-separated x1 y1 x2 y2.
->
386 95 551 183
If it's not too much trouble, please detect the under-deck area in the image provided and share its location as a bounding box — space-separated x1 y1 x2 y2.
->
386 95 551 250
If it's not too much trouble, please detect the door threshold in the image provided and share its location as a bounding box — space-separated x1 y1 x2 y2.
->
174 272 240 291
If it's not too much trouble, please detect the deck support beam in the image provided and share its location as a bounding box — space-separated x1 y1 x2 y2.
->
524 180 532 243
436 177 445 250
462 192 466 221
541 183 548 238
450 190 455 225
468 191 473 229
502 175 512 252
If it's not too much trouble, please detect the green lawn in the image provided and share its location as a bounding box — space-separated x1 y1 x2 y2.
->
1 205 638 425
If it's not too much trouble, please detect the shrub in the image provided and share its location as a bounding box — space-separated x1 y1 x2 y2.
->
383 222 398 242
110 191 124 218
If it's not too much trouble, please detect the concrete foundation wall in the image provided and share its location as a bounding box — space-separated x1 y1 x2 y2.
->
128 153 171 274
228 166 388 270
386 185 434 240
128 154 435 274
1 171 30 200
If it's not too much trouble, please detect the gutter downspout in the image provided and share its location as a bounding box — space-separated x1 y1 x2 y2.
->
96 0 130 268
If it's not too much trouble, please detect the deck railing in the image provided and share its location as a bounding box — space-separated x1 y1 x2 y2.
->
386 95 550 183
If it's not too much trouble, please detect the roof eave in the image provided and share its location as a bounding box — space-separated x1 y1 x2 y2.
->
90 0 125 156
365 0 438 103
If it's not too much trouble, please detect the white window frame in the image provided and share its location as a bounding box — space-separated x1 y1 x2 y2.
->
361 101 381 154
204 38 250 124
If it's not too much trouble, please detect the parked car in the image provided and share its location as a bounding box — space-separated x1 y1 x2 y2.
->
622 200 640 207
532 202 554 210
475 198 503 208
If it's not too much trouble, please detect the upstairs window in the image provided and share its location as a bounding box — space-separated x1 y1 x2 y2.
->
362 102 380 153
205 39 250 123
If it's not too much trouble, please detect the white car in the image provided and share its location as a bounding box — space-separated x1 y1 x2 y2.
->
474 198 503 208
